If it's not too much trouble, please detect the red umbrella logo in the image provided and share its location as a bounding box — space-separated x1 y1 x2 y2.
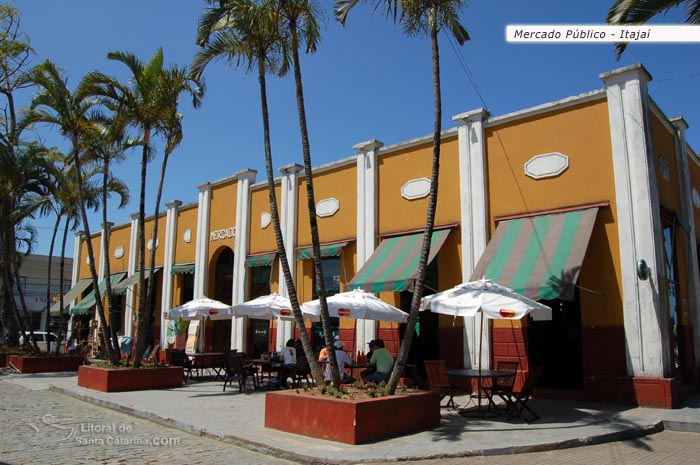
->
499 309 516 318
209 309 219 316
280 308 292 316
338 308 352 317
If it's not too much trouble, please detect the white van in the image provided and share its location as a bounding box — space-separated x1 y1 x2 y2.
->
18 331 61 353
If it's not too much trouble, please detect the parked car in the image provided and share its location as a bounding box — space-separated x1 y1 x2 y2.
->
18 331 61 353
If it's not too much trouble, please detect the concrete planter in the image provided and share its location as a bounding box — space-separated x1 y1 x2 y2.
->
265 389 441 444
0 352 19 367
7 354 84 373
77 365 183 392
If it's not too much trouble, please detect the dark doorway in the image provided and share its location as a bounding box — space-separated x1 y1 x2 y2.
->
250 319 270 358
213 248 234 353
528 290 583 390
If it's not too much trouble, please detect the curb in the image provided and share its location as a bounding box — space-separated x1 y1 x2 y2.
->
49 384 666 464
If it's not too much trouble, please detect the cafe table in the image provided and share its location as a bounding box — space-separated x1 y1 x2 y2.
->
446 368 515 417
187 352 225 381
246 359 283 386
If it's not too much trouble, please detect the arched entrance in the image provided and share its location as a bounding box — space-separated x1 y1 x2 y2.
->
212 247 233 353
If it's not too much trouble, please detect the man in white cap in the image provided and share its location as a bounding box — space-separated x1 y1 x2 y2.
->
324 340 356 384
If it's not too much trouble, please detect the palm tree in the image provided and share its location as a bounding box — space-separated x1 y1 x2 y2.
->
275 0 343 385
22 60 120 362
192 0 326 385
335 0 469 393
607 0 699 57
82 49 202 367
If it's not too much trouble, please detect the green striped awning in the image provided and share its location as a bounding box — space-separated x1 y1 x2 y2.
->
246 252 276 267
298 242 348 260
71 272 127 315
471 208 598 301
49 278 92 316
345 230 450 293
112 267 162 295
171 263 195 275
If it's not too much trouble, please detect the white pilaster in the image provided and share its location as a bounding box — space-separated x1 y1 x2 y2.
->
161 200 182 348
671 117 700 367
95 222 113 330
231 169 257 352
277 164 302 350
601 64 670 377
194 183 212 352
453 108 490 369
353 140 383 351
124 213 139 337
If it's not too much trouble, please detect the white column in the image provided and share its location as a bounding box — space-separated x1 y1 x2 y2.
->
601 64 670 377
194 183 212 352
67 231 84 340
95 222 113 330
160 200 182 348
671 117 700 367
231 169 257 352
124 213 139 337
277 163 302 350
453 108 490 369
353 139 383 351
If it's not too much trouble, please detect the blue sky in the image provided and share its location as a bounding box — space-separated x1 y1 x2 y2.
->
14 0 698 257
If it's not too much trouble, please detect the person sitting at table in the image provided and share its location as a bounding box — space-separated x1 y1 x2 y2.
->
318 335 339 361
359 340 376 379
294 339 305 358
362 339 393 384
324 340 356 385
279 338 297 388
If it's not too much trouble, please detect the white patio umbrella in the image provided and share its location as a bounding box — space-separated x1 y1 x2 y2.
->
302 289 408 323
421 278 551 372
232 293 319 322
164 297 234 321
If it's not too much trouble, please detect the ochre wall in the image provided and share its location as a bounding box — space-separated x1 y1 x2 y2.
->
107 225 130 273
485 99 622 328
78 235 103 280
208 180 238 261
142 214 167 267
174 204 198 265
248 184 280 255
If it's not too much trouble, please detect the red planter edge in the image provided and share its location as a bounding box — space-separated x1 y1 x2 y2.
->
265 389 441 444
0 352 19 367
7 354 85 373
77 365 183 392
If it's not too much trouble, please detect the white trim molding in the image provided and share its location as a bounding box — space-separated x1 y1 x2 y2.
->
354 139 383 350
453 108 490 370
277 163 303 349
194 183 212 352
161 200 182 347
231 169 257 352
601 63 670 377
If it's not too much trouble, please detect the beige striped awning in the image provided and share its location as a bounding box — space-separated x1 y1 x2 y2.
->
471 207 598 301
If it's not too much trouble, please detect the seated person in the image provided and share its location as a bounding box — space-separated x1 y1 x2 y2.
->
324 340 356 385
318 335 339 361
362 339 393 384
279 338 297 388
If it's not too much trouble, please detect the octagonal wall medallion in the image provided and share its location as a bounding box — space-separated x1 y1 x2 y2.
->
114 246 125 259
261 212 271 229
401 178 431 200
183 229 192 243
147 238 159 251
316 198 340 217
693 188 700 209
524 152 569 180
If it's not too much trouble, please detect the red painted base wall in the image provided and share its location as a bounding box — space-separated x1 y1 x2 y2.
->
265 389 441 444
7 355 85 373
77 365 183 392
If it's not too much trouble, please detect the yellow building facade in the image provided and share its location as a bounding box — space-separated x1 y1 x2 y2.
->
68 64 699 408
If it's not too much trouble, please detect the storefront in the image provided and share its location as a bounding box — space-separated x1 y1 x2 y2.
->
68 64 700 407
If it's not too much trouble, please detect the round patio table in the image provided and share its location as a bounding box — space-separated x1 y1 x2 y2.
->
446 369 515 417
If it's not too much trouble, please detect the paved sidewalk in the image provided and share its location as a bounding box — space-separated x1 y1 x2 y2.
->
3 372 700 464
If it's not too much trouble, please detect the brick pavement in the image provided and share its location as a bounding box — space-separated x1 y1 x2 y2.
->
0 381 297 465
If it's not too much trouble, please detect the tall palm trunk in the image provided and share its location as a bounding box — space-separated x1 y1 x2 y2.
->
257 56 325 385
44 214 60 335
13 260 40 353
102 157 121 360
0 201 24 346
133 128 151 367
144 143 170 362
55 216 71 353
289 20 340 385
72 133 117 362
387 12 442 393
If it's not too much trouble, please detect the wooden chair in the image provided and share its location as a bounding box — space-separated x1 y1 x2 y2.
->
167 349 193 383
223 354 257 392
424 360 458 409
502 366 543 423
291 356 314 388
483 361 518 411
